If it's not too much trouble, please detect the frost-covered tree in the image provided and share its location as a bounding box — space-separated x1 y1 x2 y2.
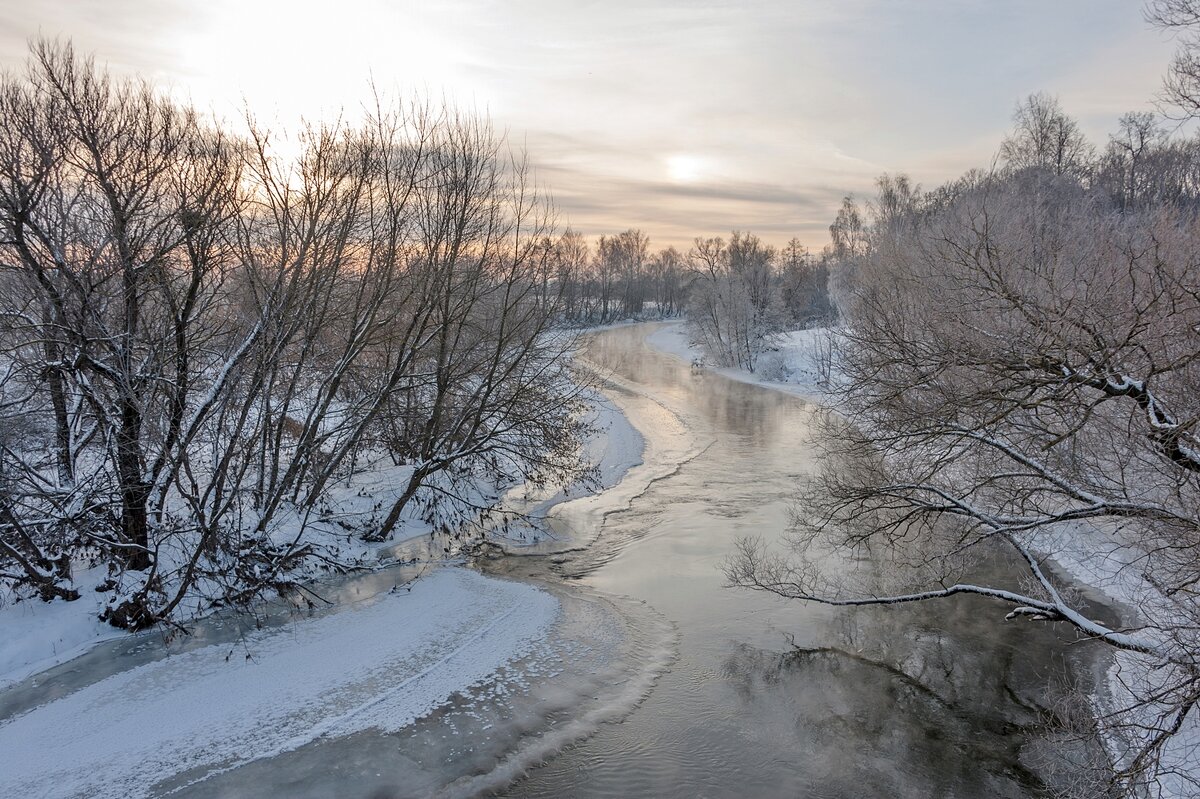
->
778 240 836 329
999 93 1093 177
684 233 785 371
646 245 686 317
728 170 1200 794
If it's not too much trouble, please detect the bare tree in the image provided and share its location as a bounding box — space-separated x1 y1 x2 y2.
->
778 239 836 328
999 93 1094 177
644 245 686 317
685 233 783 370
370 119 595 541
0 41 255 618
728 171 1200 794
0 41 595 629
1094 110 1200 209
829 196 868 259
551 227 589 321
1148 0 1200 118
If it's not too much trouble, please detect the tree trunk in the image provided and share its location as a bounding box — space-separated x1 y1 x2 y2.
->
117 397 151 570
44 335 73 487
373 466 429 541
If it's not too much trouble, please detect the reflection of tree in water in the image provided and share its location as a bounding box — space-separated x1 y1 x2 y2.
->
720 607 1115 799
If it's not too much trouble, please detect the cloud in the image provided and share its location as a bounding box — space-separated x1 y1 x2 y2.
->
0 0 199 76
535 158 850 250
0 0 1177 251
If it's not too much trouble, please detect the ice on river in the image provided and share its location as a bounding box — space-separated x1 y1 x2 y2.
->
0 568 558 799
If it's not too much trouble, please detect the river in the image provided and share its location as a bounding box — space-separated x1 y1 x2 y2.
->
0 322 1108 798
488 322 1109 798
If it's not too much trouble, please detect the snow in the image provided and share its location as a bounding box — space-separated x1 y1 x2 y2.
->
645 321 837 404
1039 522 1200 796
0 384 645 688
587 390 646 493
0 566 122 689
0 568 558 799
529 368 698 557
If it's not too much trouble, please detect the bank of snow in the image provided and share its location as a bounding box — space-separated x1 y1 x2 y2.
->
0 571 124 689
0 459 436 690
0 568 557 799
645 321 837 403
496 390 644 550
0 387 644 689
585 390 646 492
1040 524 1200 797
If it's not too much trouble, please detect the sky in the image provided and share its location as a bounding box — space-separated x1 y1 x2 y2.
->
0 0 1181 251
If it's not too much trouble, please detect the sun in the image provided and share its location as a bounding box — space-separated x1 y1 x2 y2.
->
666 154 706 183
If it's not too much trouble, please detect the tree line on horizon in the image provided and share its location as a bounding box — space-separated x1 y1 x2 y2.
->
544 226 837 358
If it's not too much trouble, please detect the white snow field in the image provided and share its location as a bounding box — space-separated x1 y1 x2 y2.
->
0 568 558 799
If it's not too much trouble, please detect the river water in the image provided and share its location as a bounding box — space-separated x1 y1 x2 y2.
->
488 323 1108 798
0 322 1109 798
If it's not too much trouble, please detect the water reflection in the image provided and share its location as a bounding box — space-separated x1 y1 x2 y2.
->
499 323 1110 798
0 323 1113 798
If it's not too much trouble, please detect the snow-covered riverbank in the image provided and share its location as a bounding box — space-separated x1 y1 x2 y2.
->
0 352 665 798
645 320 835 404
0 389 645 690
0 569 558 799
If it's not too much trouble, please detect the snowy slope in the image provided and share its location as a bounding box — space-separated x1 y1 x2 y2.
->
0 568 557 799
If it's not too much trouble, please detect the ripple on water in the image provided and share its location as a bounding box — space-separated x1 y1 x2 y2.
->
160 583 678 799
